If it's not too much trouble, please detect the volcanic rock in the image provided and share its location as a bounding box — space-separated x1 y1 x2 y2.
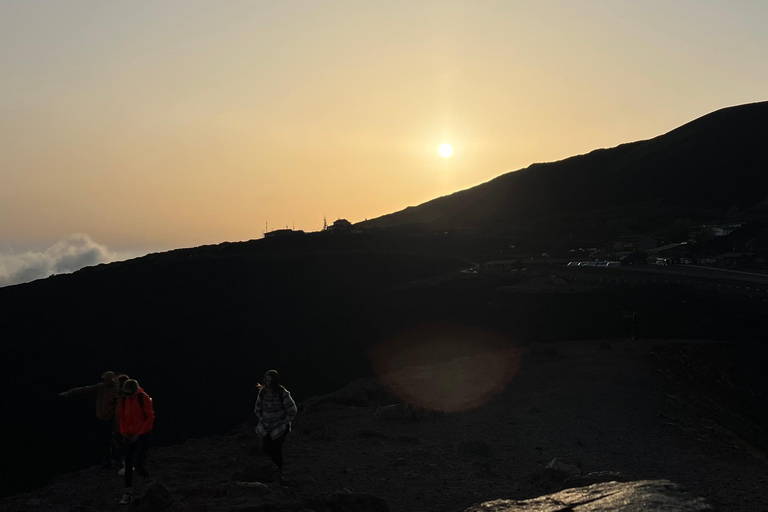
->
464 480 714 512
544 457 584 481
561 471 633 490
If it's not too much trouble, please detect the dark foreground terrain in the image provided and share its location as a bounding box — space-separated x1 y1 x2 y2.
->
5 233 768 503
2 338 767 512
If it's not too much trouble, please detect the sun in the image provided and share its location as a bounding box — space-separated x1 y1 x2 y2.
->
438 143 453 158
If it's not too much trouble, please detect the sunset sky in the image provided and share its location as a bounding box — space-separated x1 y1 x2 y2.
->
2 1 767 283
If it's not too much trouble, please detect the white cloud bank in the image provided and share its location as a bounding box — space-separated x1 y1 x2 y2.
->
0 234 125 287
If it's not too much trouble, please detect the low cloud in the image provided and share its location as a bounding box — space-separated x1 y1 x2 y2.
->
0 234 124 287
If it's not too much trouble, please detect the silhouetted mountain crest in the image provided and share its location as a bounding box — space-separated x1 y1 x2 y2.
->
359 101 768 234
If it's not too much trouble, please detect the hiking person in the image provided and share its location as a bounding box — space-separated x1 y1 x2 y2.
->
114 374 131 476
116 379 155 505
116 373 130 391
254 370 297 473
59 371 121 468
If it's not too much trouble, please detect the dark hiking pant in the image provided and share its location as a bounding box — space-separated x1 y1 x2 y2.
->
262 432 287 470
99 419 120 463
124 432 152 488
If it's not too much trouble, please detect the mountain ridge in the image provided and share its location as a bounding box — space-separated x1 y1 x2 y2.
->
359 101 768 234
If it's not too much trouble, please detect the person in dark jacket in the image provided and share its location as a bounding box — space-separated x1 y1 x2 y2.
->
114 373 131 476
59 371 121 468
254 370 297 473
116 373 130 392
116 379 155 505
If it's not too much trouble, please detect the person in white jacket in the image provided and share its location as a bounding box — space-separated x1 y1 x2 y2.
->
254 370 297 471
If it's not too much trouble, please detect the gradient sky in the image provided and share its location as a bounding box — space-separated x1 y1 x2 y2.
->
2 0 767 259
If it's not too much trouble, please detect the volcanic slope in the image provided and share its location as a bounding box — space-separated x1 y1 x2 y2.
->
2 339 767 512
0 235 466 498
359 101 768 233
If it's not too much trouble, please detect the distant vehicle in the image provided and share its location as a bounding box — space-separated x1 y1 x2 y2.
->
655 258 671 267
568 261 620 268
680 257 693 264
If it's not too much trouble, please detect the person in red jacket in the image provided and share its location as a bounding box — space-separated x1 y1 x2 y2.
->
116 379 155 505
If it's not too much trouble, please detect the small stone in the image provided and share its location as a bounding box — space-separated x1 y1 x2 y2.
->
543 457 583 483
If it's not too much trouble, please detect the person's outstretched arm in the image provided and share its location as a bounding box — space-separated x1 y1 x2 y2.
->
59 383 100 397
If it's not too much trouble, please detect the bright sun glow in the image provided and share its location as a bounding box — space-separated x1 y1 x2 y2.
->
438 143 453 158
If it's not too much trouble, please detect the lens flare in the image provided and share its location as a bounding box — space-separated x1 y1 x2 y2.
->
370 324 520 412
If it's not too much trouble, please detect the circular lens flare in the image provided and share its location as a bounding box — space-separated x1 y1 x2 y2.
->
370 324 520 412
438 143 453 158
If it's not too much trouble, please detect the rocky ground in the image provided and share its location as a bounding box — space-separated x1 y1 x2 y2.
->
3 338 768 512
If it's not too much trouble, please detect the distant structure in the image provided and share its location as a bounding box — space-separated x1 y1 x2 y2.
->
648 242 689 260
613 235 659 252
264 228 305 239
325 218 352 233
687 223 743 240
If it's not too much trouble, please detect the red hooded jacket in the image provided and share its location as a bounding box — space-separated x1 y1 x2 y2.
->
117 388 155 437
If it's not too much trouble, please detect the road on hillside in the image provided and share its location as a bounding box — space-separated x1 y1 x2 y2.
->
557 265 768 297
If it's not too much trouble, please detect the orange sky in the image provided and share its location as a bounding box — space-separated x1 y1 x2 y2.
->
2 1 767 256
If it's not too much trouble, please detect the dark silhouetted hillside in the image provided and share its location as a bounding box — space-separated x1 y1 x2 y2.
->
359 101 768 234
5 231 768 498
0 235 466 497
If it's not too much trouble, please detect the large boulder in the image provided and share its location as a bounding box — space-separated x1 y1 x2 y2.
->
463 480 715 512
